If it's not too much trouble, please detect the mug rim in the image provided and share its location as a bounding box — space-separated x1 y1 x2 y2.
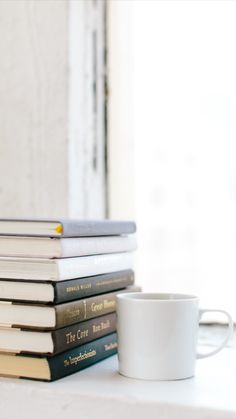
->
117 292 199 302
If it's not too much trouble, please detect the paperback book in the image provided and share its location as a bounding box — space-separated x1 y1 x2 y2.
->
0 312 116 355
0 235 137 258
0 287 139 329
0 252 134 281
0 270 134 303
0 219 136 237
0 332 118 381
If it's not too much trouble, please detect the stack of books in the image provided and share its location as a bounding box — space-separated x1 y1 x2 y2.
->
0 219 137 381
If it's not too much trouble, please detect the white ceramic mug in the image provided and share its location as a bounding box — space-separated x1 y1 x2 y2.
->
117 293 233 380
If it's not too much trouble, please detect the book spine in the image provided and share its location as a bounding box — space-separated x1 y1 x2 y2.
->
48 332 117 381
60 236 137 258
51 313 116 354
61 220 136 237
54 270 134 303
56 252 134 281
55 291 118 328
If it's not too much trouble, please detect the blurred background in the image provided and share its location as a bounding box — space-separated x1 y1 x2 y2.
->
1 0 236 319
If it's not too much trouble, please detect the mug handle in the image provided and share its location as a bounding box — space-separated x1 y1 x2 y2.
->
197 309 234 359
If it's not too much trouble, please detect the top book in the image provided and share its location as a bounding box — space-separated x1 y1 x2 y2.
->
0 219 136 237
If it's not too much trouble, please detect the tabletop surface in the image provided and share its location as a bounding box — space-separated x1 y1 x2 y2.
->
0 343 235 419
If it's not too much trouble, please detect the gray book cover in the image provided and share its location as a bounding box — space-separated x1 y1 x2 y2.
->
59 219 136 237
0 218 136 237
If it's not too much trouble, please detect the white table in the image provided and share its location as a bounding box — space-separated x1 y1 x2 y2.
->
0 346 235 419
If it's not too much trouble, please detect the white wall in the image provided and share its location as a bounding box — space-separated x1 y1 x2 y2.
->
0 0 107 218
0 0 68 217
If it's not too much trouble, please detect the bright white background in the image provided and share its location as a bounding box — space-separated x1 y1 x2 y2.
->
133 0 236 319
108 0 236 321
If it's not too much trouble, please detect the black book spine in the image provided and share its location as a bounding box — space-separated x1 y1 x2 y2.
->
48 332 117 381
54 270 134 304
51 313 116 354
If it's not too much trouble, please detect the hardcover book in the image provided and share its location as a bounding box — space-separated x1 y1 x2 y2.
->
0 219 136 237
0 252 134 281
0 235 137 258
0 286 139 329
0 332 118 381
0 270 134 303
0 313 116 355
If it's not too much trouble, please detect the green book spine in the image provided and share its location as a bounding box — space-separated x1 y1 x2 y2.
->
48 333 117 381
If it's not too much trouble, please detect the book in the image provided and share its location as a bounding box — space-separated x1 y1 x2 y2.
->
0 287 139 329
0 270 134 303
0 235 137 258
0 219 136 237
0 332 117 381
0 252 133 281
0 312 116 355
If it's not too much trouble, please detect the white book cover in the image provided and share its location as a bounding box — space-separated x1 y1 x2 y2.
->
0 252 134 281
0 235 137 258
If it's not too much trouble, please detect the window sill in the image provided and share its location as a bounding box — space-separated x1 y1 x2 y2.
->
0 336 235 419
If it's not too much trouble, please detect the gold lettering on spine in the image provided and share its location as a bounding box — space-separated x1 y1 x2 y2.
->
64 349 97 367
65 329 89 344
65 307 81 321
76 329 89 340
104 342 118 351
104 299 116 309
66 283 92 293
93 319 111 333
90 298 116 313
83 300 87 320
65 275 132 294
91 302 103 312
66 332 76 344
80 283 92 290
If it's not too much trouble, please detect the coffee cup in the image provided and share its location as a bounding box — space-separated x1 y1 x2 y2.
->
117 292 233 380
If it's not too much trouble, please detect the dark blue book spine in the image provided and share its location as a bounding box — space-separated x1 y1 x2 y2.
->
48 333 117 381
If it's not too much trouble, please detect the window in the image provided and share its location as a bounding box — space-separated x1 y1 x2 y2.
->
108 0 236 320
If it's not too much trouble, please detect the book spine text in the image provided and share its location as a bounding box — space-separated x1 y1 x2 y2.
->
55 291 118 328
52 313 116 354
54 270 134 303
48 333 117 380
